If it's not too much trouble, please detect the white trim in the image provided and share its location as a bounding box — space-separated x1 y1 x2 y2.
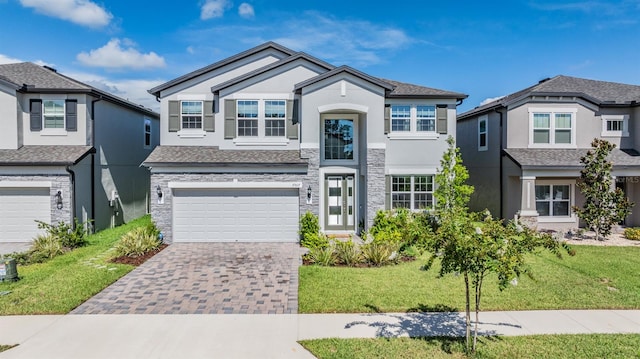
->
300 143 320 149
233 138 290 146
387 167 438 175
528 107 577 148
367 142 386 149
40 129 68 136
168 181 302 189
601 114 629 137
317 103 369 113
177 94 206 100
534 180 576 221
233 93 294 100
520 176 537 180
387 133 439 140
177 129 206 138
478 115 488 151
0 181 52 188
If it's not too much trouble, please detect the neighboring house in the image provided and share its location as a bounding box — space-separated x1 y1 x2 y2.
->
457 75 640 231
144 42 467 243
0 63 159 243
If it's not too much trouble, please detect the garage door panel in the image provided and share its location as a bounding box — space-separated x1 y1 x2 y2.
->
0 188 51 242
173 188 299 242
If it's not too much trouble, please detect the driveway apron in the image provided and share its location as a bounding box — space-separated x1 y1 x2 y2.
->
71 243 302 314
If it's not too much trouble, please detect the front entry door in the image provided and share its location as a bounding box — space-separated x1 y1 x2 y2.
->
325 175 355 231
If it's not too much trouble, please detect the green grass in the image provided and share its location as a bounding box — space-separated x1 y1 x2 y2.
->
300 334 640 358
299 246 640 313
0 216 151 315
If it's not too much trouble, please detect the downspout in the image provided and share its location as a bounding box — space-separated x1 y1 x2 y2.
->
65 165 76 225
495 108 504 218
90 96 103 231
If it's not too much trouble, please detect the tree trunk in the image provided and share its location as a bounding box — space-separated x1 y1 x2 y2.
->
464 272 471 353
473 275 483 353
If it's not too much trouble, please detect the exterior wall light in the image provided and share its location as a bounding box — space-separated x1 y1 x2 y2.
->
306 185 312 204
55 190 63 210
156 185 164 204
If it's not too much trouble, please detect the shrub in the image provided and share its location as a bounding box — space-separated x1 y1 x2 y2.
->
35 218 89 249
300 211 320 241
361 241 402 266
28 234 64 263
370 209 437 250
624 227 640 240
334 239 361 267
302 232 330 250
114 227 161 258
306 245 336 266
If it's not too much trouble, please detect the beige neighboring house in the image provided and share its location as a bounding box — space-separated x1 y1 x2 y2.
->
144 42 468 243
0 63 159 243
457 75 640 232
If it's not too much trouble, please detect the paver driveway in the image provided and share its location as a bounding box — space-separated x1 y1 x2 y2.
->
72 243 302 314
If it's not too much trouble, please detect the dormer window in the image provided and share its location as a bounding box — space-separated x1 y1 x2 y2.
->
29 98 77 133
43 100 65 129
601 114 629 137
181 101 203 129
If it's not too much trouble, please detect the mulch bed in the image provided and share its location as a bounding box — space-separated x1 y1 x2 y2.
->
302 255 415 267
110 244 168 266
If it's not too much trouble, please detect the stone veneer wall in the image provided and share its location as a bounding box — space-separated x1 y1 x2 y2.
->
366 148 386 229
151 172 310 243
300 148 319 216
0 174 73 226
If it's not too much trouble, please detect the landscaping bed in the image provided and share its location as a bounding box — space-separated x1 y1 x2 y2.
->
111 243 168 266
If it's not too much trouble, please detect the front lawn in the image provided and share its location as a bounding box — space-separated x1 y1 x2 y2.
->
0 216 151 315
299 245 640 313
300 334 640 359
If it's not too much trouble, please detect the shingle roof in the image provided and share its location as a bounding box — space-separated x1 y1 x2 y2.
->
143 146 308 166
0 63 89 90
459 75 640 120
381 79 468 99
504 148 640 169
0 146 95 165
0 62 158 118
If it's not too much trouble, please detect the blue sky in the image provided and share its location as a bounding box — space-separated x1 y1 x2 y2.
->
1 0 639 113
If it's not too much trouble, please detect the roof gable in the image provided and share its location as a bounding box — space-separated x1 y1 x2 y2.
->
293 65 394 93
149 42 296 96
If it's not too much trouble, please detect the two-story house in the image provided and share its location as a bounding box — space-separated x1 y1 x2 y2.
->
457 75 640 231
144 42 467 243
0 62 159 243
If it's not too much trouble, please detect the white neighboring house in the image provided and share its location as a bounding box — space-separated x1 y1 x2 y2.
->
0 63 159 243
144 42 467 243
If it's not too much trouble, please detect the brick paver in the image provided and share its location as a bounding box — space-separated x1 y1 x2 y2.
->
72 243 302 314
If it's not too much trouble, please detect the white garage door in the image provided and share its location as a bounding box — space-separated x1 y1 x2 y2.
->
173 188 299 242
0 187 50 242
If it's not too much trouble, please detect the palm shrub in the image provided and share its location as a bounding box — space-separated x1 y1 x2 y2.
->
361 240 402 266
114 227 161 258
334 239 361 266
306 244 336 266
35 218 89 249
28 234 64 263
624 227 640 240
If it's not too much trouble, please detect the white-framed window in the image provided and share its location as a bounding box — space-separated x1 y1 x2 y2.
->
180 101 203 129
264 100 286 137
601 114 629 137
478 115 488 151
391 175 434 210
43 100 65 129
144 118 152 148
529 108 577 147
237 100 259 137
389 104 437 134
535 183 571 217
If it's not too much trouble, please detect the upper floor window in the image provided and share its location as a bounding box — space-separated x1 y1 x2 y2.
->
321 113 357 163
390 105 437 133
181 101 203 129
417 106 436 132
391 175 434 210
601 114 629 137
144 118 152 148
478 115 488 151
264 100 286 137
237 100 259 136
391 105 411 131
529 108 576 147
43 100 65 129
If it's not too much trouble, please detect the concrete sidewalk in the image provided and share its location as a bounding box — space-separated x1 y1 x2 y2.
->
1 310 639 358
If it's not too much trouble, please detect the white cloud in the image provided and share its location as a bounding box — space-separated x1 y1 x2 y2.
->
0 54 23 64
76 39 166 70
19 0 112 28
66 71 163 111
479 96 505 106
238 3 254 18
201 0 231 20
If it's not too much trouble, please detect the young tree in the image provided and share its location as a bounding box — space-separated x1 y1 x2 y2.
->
573 138 634 241
426 136 574 354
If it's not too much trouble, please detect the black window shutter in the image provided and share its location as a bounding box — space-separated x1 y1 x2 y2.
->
168 101 180 132
65 99 77 131
30 99 42 131
286 99 298 139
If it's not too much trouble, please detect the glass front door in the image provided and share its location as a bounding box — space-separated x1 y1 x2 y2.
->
325 175 355 231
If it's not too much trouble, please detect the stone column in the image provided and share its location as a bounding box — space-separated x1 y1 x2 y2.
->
518 176 538 229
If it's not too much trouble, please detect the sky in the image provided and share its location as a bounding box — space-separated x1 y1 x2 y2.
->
1 0 639 113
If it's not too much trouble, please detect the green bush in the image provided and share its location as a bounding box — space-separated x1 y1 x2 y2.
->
369 209 436 251
29 234 65 263
114 227 161 258
302 232 330 250
36 218 89 249
307 245 336 266
299 211 320 244
334 239 361 267
624 227 640 240
361 241 402 267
